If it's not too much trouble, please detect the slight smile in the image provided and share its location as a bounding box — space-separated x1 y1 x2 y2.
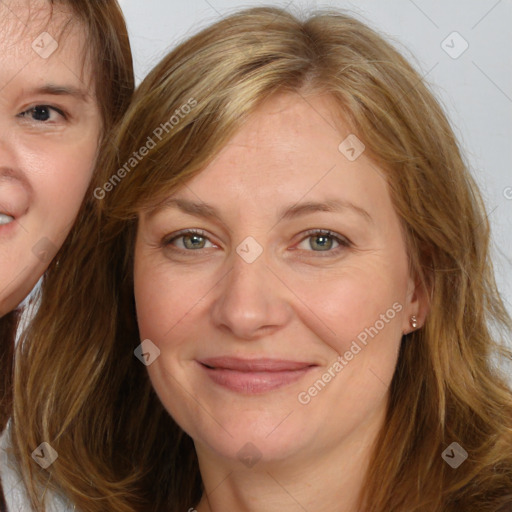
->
197 357 318 394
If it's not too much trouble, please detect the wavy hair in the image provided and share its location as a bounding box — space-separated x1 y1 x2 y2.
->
12 6 512 512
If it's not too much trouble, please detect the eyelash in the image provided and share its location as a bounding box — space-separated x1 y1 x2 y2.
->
17 104 67 123
162 228 351 256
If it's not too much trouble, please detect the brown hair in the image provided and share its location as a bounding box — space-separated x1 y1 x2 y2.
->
54 0 134 135
12 6 512 512
0 0 133 504
0 311 19 431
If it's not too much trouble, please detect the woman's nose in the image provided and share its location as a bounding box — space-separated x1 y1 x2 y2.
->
209 244 294 341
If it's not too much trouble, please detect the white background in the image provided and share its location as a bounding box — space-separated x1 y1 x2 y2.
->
119 0 512 319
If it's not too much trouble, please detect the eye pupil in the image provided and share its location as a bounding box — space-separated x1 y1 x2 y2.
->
183 234 205 249
32 106 51 121
310 234 333 251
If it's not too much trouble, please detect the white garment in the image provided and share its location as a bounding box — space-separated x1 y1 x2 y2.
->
0 425 73 511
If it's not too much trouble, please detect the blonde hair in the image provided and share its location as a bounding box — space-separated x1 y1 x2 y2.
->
13 7 512 512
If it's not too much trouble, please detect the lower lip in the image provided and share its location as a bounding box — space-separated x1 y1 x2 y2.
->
199 364 314 394
0 218 19 239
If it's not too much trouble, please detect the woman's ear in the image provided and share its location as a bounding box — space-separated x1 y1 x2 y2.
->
402 271 430 335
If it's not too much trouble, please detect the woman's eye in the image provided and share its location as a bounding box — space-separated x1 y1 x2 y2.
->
296 230 350 253
17 105 65 123
166 230 215 251
163 229 349 255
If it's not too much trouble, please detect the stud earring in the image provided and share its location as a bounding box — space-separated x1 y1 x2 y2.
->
410 315 418 329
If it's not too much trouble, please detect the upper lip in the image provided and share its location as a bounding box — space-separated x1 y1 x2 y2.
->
0 200 23 220
198 357 316 372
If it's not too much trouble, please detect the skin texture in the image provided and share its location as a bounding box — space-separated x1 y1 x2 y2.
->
0 0 101 316
134 93 428 512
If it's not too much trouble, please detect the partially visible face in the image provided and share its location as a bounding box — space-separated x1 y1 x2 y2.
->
134 93 424 467
0 0 101 316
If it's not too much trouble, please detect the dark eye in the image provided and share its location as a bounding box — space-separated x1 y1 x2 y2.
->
18 105 65 122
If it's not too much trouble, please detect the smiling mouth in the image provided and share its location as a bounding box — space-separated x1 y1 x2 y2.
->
0 209 21 238
0 178 31 233
197 357 317 394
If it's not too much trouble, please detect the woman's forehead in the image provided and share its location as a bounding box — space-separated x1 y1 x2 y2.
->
0 2 95 94
1 0 73 35
139 94 394 231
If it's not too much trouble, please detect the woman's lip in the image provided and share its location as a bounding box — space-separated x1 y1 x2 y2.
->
0 174 31 239
0 204 23 220
0 185 31 220
198 357 315 372
197 358 317 394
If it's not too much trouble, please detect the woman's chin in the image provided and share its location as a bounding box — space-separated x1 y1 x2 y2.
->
193 422 313 469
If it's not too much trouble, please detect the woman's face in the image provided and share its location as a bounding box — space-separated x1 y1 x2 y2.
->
134 93 425 467
0 0 101 316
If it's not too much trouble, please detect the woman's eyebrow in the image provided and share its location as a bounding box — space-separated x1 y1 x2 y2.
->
24 83 91 102
278 199 373 224
148 197 373 224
